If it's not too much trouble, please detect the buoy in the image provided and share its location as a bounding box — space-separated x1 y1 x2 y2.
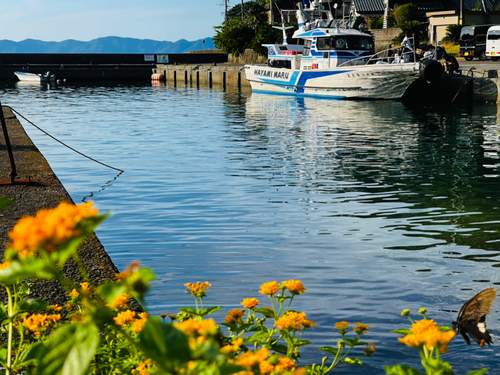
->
311 64 318 70
151 73 165 81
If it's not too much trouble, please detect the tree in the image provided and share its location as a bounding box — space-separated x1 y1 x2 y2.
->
393 3 418 24
213 0 282 56
441 24 462 44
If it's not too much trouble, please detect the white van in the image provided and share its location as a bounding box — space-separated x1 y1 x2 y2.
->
486 25 500 61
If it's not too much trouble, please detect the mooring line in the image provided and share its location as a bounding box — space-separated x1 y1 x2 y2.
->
10 107 124 173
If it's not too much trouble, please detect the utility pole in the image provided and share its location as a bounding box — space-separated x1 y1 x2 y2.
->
460 0 463 25
241 0 244 20
225 0 229 22
383 0 388 29
270 0 274 24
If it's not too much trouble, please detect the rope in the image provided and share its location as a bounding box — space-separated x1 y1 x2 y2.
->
10 107 124 173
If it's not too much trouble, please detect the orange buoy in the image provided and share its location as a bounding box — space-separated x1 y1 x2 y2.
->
151 73 165 81
311 63 318 70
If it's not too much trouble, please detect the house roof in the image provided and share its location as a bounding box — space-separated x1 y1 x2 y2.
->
348 0 494 14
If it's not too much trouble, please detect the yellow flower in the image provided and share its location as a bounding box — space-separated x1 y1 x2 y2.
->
259 281 280 296
225 308 246 324
276 311 316 331
80 282 92 295
401 309 410 316
8 202 98 257
184 281 211 298
398 319 456 353
335 321 350 334
68 289 79 298
113 310 136 326
282 280 306 295
353 322 371 335
131 359 155 375
241 298 259 309
108 293 131 309
0 262 11 270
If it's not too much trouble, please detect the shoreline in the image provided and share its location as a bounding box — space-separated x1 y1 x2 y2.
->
0 106 120 306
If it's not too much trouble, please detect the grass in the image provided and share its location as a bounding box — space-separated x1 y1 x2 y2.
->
0 197 14 212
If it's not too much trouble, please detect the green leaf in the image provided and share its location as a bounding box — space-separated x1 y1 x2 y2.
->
421 358 453 375
33 323 99 375
138 318 191 372
254 308 275 318
97 282 128 305
319 346 338 355
198 306 222 316
0 258 55 285
465 370 488 375
384 365 425 375
343 357 362 365
438 326 453 332
16 299 50 314
245 330 270 344
178 307 198 314
268 342 288 355
343 337 359 346
294 339 311 347
391 328 412 335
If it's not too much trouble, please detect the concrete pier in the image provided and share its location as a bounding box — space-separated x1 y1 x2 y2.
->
154 64 249 89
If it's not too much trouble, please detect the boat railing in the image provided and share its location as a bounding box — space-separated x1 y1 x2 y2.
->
338 46 417 67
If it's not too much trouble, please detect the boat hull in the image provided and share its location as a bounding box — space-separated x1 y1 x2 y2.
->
14 72 53 83
244 63 421 100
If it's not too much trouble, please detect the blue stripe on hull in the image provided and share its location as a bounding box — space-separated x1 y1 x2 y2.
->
252 89 347 100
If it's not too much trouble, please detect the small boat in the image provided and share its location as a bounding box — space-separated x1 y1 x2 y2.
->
14 71 55 83
245 0 444 100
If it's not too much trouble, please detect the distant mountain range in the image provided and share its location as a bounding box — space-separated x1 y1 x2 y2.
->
0 36 216 53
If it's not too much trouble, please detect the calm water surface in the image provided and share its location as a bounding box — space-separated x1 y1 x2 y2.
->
1 81 500 373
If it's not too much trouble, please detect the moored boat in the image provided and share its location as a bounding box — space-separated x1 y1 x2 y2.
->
245 1 442 100
14 71 55 83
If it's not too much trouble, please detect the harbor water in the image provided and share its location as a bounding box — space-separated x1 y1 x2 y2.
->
1 81 500 373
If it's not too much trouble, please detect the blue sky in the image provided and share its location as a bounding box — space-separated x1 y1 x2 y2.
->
0 0 225 42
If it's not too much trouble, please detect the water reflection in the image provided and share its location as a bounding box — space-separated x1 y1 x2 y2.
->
241 94 500 264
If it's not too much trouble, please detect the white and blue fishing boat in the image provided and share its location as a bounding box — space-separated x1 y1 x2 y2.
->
245 0 440 100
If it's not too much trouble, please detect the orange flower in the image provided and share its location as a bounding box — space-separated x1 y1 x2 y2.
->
23 313 61 332
353 322 371 335
174 318 218 337
108 293 131 309
131 359 155 375
282 280 306 295
225 308 246 324
241 298 260 309
50 304 62 312
221 338 243 355
235 348 270 368
335 321 350 334
131 313 148 333
275 356 297 371
115 270 133 280
68 289 79 298
113 310 136 326
276 311 316 331
185 281 211 298
8 202 98 257
364 342 376 356
398 319 456 353
259 281 280 296
0 262 11 270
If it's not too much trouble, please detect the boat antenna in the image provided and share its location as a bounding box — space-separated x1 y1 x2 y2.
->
273 12 294 44
333 2 337 20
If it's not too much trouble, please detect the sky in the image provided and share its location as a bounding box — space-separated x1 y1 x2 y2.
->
0 0 226 43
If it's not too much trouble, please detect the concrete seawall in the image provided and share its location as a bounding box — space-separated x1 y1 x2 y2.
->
0 106 120 306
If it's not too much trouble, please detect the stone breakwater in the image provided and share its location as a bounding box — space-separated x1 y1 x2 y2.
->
0 106 120 306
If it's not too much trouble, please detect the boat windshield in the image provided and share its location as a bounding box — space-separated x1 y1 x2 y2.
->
316 36 373 50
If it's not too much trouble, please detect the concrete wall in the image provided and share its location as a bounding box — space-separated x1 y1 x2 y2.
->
371 28 401 51
155 64 250 88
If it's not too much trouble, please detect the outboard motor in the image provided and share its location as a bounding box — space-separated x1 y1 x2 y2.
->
420 59 444 82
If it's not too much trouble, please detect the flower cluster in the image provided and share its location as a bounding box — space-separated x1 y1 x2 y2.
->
185 281 211 298
276 311 316 331
225 308 246 324
281 280 306 295
259 281 280 296
113 310 148 333
23 313 61 335
8 201 98 257
241 298 259 309
131 358 156 375
398 319 456 353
